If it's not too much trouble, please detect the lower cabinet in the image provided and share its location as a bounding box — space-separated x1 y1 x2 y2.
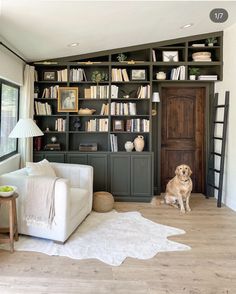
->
67 153 108 192
33 152 153 202
110 153 153 202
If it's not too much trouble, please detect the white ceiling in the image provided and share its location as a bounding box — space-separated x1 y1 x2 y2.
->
0 0 236 62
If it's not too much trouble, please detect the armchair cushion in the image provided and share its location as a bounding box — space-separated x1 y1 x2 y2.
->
26 159 56 177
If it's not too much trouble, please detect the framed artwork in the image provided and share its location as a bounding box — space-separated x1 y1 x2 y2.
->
113 119 124 131
162 51 179 62
131 69 146 81
43 71 57 81
58 87 78 112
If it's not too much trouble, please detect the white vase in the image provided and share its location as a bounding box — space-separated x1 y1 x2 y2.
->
134 136 145 152
189 75 196 80
125 141 134 152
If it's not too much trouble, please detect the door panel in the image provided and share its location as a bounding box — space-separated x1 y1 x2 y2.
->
161 87 205 192
88 154 108 192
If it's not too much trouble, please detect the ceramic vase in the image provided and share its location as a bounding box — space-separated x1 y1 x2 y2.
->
125 141 134 152
134 136 145 152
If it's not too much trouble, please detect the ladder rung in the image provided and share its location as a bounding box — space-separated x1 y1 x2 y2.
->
214 121 224 124
213 136 223 140
211 152 222 156
215 105 225 108
209 168 220 173
208 183 219 190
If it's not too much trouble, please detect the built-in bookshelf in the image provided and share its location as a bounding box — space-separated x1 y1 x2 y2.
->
32 31 223 201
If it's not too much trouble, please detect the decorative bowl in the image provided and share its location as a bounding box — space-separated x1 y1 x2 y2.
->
78 108 96 115
0 185 17 197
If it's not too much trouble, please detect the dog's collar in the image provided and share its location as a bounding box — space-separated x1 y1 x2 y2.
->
180 179 190 183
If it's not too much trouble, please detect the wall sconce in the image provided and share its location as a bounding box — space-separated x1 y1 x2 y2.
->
152 92 160 103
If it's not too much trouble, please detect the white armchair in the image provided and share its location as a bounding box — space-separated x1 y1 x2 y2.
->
0 162 93 243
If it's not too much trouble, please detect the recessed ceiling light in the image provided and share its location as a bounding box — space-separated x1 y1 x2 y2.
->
68 43 79 47
181 23 194 29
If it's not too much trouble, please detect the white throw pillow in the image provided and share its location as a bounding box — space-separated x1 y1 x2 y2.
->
26 159 56 177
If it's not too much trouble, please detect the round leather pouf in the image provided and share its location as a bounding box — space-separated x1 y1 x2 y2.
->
93 191 114 212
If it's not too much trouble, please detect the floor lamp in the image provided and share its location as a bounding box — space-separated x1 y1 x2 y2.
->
9 118 44 165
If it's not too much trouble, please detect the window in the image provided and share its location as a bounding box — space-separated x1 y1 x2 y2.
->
0 80 19 160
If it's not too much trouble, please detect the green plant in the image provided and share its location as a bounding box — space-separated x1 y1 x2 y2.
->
206 37 217 45
117 53 127 62
91 71 108 85
189 67 200 75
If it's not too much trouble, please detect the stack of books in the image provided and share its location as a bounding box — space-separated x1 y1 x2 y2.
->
100 103 109 115
55 118 66 132
84 86 109 99
34 102 52 115
111 85 119 98
198 75 217 81
110 102 137 115
137 85 150 99
126 119 149 132
110 134 118 152
70 68 87 82
170 66 185 80
57 69 68 82
42 85 59 98
112 68 129 82
85 118 108 132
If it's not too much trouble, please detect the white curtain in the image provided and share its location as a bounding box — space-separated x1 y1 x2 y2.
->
19 64 35 167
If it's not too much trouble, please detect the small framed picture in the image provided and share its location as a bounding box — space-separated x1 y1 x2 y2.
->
43 71 57 81
131 69 146 81
162 51 179 62
113 120 124 131
58 87 78 112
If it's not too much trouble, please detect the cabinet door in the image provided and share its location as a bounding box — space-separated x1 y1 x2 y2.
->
33 153 45 162
110 154 130 196
44 153 65 163
88 154 108 192
131 154 152 197
67 154 88 165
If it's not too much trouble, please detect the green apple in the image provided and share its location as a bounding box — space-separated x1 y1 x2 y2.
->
0 186 14 192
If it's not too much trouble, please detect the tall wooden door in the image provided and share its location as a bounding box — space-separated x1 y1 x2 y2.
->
161 87 205 192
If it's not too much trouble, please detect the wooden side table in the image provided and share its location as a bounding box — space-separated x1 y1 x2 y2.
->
0 193 19 253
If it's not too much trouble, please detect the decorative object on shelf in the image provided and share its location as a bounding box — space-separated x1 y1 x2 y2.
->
206 37 217 47
58 87 78 112
91 71 108 84
131 69 146 81
162 51 179 62
34 86 39 98
189 67 200 80
123 95 129 99
43 70 57 81
45 127 50 132
152 92 160 103
192 52 211 62
117 53 127 62
73 118 81 131
113 120 124 131
125 141 134 152
156 71 166 80
134 135 145 152
78 108 96 115
79 143 97 151
51 136 57 143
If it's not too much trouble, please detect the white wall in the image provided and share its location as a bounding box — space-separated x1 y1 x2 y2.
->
215 23 236 211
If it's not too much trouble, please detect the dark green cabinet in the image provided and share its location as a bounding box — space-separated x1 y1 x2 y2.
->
33 152 65 163
67 153 108 192
110 154 131 196
110 153 153 202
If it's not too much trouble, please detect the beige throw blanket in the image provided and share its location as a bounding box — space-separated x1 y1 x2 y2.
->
24 176 59 227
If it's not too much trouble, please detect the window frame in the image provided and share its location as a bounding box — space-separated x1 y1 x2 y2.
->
0 78 20 162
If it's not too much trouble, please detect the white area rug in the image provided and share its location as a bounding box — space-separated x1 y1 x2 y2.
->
1 211 190 266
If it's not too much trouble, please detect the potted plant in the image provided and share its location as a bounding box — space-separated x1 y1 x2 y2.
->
189 67 200 80
91 71 108 85
206 37 217 47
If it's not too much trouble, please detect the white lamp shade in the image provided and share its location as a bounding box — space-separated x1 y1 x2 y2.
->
152 92 160 102
9 118 44 138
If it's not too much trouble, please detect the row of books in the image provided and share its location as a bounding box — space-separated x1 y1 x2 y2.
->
170 66 185 80
110 134 118 152
57 69 68 82
84 86 109 99
125 119 149 132
137 85 150 99
34 102 52 115
70 68 87 82
110 102 137 115
100 103 109 115
42 85 59 98
198 75 217 80
55 118 66 132
85 118 109 132
112 68 129 82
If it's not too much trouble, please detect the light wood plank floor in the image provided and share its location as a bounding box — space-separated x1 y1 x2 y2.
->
0 194 236 294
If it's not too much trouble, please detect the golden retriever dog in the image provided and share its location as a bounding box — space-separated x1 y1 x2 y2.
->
165 164 193 213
